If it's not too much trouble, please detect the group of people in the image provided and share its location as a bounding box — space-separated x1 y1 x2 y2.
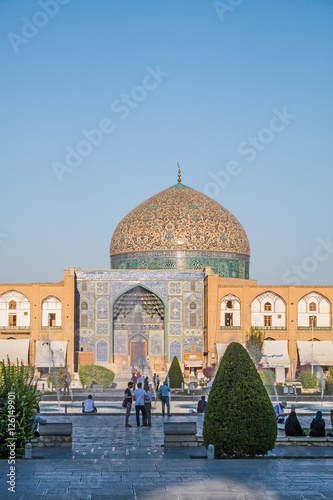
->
274 400 326 437
124 381 153 427
124 378 172 427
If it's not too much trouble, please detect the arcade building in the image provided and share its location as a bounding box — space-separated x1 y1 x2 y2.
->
1 175 332 383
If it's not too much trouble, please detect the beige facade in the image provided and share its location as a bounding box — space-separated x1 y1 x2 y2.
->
204 272 333 378
0 269 76 374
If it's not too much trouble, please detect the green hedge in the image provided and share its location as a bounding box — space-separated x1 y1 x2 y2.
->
203 342 277 458
78 364 115 388
297 370 318 389
168 356 184 388
0 360 40 458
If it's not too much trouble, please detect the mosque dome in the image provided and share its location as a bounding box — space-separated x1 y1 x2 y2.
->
110 182 250 278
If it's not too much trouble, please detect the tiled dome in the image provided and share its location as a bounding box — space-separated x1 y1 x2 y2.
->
110 183 250 277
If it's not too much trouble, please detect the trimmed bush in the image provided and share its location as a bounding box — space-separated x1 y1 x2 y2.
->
203 342 277 458
297 369 318 389
0 360 40 458
168 356 184 388
78 364 115 388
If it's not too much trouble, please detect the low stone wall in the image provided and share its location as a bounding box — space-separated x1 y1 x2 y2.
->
37 423 72 448
164 422 201 447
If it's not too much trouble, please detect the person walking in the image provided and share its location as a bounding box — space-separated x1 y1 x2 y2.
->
153 373 156 388
131 366 136 376
144 375 149 387
131 373 137 391
64 375 70 396
124 381 133 428
156 374 160 391
133 382 147 427
143 384 153 426
160 380 171 416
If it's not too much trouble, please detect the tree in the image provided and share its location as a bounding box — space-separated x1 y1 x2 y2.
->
168 356 184 388
203 342 277 458
0 359 40 458
246 326 264 366
203 364 216 379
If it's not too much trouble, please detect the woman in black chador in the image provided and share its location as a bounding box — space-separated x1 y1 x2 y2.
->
285 405 304 436
310 411 326 437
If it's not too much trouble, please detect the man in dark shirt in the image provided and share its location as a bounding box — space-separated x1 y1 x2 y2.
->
197 396 207 413
124 382 133 428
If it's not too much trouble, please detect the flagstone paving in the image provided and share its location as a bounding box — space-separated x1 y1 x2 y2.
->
1 414 333 499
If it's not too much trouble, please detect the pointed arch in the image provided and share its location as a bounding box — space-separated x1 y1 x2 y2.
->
41 295 62 328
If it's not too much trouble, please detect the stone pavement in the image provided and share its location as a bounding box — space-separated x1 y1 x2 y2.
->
2 415 333 499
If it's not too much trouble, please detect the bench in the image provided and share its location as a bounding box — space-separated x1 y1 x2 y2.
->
37 423 72 448
275 436 333 446
164 422 201 447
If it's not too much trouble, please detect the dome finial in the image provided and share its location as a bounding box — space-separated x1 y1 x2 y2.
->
177 162 181 183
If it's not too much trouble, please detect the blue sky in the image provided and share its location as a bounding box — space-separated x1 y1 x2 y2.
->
0 0 332 285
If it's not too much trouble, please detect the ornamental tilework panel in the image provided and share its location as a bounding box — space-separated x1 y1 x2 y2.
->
183 337 203 353
96 298 108 320
184 294 202 328
169 323 182 336
169 339 182 362
96 339 109 362
114 333 127 355
80 329 94 353
168 282 182 295
79 293 94 328
150 333 163 355
184 328 203 337
96 323 108 336
76 270 204 282
169 298 182 321
96 281 109 295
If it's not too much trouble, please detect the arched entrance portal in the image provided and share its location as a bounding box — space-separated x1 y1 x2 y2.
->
113 286 165 370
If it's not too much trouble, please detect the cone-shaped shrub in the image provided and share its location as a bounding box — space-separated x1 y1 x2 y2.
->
168 356 184 388
203 342 277 458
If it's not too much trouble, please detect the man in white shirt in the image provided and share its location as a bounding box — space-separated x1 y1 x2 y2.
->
274 400 287 423
133 382 147 427
82 395 97 413
143 384 153 426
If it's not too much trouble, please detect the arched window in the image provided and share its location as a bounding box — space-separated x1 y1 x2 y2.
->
81 301 88 311
251 291 286 329
9 300 16 310
297 292 331 329
220 294 241 328
41 296 62 328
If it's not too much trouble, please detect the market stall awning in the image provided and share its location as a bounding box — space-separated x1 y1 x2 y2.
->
261 340 290 368
216 343 229 362
35 341 67 367
0 339 30 364
184 360 203 368
297 341 333 366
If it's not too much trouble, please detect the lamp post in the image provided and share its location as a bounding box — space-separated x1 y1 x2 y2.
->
310 315 315 375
